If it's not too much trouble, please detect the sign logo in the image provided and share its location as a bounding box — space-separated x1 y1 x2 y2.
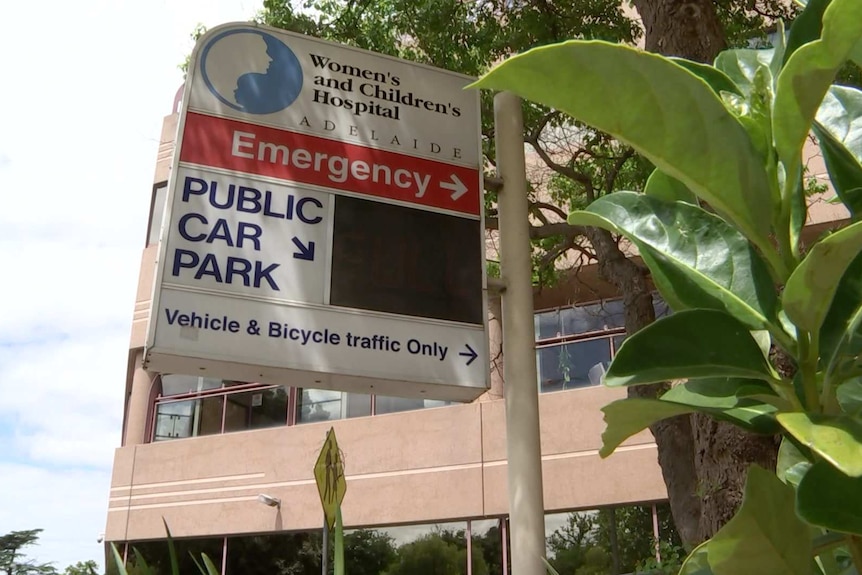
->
200 29 303 115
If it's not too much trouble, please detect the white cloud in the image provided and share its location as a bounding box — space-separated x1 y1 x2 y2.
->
0 463 112 569
0 0 258 569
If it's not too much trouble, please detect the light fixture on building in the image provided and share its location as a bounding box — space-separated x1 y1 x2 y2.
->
257 493 281 508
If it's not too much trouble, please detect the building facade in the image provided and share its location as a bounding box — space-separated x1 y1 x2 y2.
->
106 86 844 570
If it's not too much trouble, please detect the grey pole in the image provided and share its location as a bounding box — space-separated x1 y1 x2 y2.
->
494 91 546 575
322 519 329 575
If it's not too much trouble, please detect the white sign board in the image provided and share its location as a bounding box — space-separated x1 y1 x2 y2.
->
145 23 488 401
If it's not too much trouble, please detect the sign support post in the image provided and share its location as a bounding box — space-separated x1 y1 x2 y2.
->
494 91 546 575
321 519 329 575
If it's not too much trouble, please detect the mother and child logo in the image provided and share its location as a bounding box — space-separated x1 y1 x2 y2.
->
200 28 304 115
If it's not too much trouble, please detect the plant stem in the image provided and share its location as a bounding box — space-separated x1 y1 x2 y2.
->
797 330 821 412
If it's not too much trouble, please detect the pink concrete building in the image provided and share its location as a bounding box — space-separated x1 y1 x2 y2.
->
105 93 847 572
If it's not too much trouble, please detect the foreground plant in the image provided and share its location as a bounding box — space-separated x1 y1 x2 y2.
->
474 0 862 572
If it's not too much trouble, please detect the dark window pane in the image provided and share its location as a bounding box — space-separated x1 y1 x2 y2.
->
535 310 560 340
227 532 322 575
561 304 607 335
197 396 224 436
375 396 452 415
345 393 372 419
471 519 504 575
537 338 611 393
296 389 342 423
223 386 289 433
600 299 626 329
125 537 223 574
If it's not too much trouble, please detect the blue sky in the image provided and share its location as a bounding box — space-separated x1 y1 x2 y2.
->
0 0 258 569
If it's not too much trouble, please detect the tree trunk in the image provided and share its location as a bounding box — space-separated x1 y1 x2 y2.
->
618 0 780 545
585 227 702 546
631 0 727 62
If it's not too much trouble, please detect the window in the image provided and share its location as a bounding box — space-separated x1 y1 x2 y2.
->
374 395 452 415
535 296 668 393
295 389 371 424
152 377 288 441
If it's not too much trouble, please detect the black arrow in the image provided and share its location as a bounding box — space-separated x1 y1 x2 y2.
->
459 343 478 366
292 237 315 261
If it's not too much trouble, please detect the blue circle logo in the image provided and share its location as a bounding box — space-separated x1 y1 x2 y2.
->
200 29 303 115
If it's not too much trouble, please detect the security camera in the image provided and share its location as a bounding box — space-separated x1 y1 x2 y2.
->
97 534 105 544
257 494 281 508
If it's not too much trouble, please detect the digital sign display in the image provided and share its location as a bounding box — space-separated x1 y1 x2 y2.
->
330 196 483 325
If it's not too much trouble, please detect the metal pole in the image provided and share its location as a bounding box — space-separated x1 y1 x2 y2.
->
494 91 546 575
322 519 329 575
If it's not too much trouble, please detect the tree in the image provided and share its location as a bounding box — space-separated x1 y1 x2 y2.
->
253 0 827 546
343 529 397 575
0 530 57 575
384 532 485 575
474 0 862 571
62 561 98 575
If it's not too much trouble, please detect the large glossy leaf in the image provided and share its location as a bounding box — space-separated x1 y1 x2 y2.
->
707 466 812 575
814 85 862 214
714 49 774 98
773 0 862 189
784 0 830 65
606 310 776 387
679 542 714 575
643 169 697 204
798 460 862 535
784 220 862 332
670 57 742 97
472 41 774 246
568 193 779 331
600 398 696 458
775 437 811 486
838 378 862 416
600 386 779 457
777 413 862 477
820 249 862 378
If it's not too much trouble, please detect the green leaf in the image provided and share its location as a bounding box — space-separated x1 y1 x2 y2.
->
773 0 862 189
662 378 777 408
798 460 862 535
777 413 862 477
132 548 152 575
714 49 775 97
601 381 779 457
707 466 813 575
785 461 814 488
606 310 776 387
643 169 697 204
163 519 180 575
568 193 779 331
670 57 743 97
110 544 130 575
600 398 697 457
777 436 812 484
783 220 862 332
814 85 862 215
472 41 774 246
838 378 862 416
201 553 220 575
820 249 862 378
679 541 714 575
784 0 830 65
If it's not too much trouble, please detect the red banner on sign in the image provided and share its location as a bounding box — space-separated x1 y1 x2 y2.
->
179 112 481 217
